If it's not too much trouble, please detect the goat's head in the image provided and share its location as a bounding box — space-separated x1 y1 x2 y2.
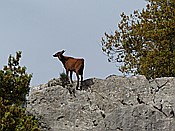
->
53 50 65 60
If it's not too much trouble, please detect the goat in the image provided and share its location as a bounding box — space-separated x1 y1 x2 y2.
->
53 50 84 90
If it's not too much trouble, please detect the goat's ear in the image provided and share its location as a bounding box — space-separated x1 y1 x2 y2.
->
62 50 65 54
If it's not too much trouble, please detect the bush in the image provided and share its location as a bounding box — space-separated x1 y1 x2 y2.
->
59 72 69 87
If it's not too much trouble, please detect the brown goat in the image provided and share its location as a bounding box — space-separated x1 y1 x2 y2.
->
53 50 84 89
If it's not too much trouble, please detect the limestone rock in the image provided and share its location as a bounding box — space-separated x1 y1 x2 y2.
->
26 76 175 131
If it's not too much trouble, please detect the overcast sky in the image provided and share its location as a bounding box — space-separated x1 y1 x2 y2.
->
0 0 147 86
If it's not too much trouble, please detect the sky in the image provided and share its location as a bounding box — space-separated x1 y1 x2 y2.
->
0 0 147 86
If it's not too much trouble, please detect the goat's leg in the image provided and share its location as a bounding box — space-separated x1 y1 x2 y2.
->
80 75 83 89
80 75 83 82
70 71 73 84
66 70 69 77
76 74 80 90
66 70 70 84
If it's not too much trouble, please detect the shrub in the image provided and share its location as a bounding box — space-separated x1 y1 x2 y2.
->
59 72 69 87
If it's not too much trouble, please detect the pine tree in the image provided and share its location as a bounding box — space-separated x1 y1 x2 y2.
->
102 0 175 79
0 51 39 131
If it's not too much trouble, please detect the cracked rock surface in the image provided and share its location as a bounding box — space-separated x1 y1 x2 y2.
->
26 75 175 131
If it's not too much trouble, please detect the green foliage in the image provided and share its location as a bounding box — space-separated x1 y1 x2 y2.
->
0 51 39 131
0 98 39 131
102 0 175 79
59 72 69 87
0 51 32 106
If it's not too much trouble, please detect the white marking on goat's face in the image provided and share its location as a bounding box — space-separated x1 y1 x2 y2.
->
58 55 62 60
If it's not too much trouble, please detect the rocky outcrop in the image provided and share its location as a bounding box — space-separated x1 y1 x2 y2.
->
26 75 175 131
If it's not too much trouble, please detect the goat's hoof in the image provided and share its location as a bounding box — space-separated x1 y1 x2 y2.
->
76 87 83 90
79 86 82 90
76 87 80 90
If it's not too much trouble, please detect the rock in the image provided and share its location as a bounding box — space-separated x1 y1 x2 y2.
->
95 104 175 131
26 76 175 131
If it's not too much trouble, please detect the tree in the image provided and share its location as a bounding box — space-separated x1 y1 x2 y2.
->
102 0 175 79
0 51 39 131
0 98 39 131
0 51 32 106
